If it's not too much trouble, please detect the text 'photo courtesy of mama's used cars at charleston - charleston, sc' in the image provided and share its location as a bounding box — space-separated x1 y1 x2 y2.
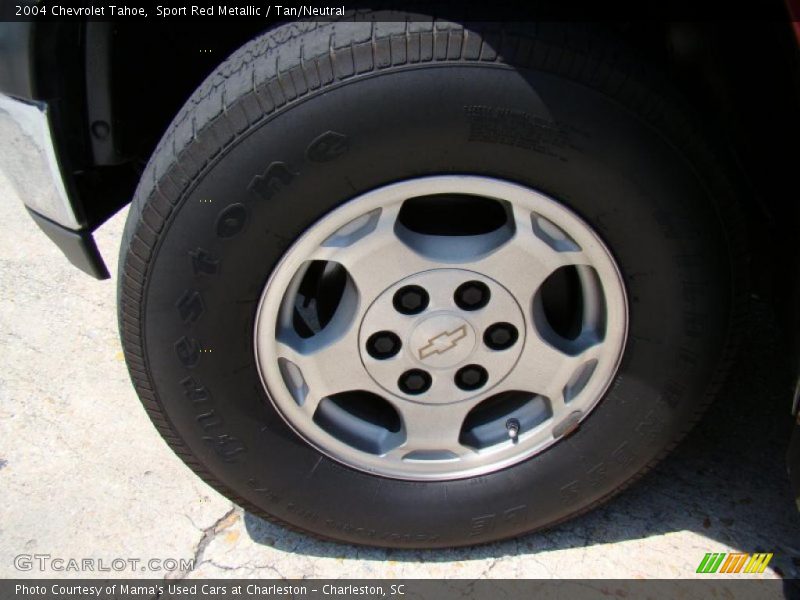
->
1 0 800 590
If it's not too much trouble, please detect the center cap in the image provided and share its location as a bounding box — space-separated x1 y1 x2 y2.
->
409 313 476 369
359 268 527 404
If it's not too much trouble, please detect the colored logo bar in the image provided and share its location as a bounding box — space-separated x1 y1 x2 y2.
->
696 552 773 574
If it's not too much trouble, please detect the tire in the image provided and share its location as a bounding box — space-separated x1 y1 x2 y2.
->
119 20 746 548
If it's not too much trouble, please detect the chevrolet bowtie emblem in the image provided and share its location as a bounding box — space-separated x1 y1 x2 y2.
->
418 325 468 360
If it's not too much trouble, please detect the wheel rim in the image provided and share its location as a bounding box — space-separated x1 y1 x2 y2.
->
254 176 628 480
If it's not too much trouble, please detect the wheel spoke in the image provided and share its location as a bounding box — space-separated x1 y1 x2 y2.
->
310 204 440 301
387 400 476 458
275 326 370 415
500 334 605 420
473 204 590 307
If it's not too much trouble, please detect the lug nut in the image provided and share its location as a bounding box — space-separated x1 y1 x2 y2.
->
454 364 488 391
454 281 490 311
366 331 402 359
484 322 519 351
398 369 432 395
393 285 429 315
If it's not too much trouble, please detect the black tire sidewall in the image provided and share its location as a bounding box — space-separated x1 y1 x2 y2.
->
137 64 732 547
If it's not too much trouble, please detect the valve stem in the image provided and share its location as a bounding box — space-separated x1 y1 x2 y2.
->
506 419 520 441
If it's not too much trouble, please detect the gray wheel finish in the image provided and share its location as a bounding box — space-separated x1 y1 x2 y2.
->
254 176 628 480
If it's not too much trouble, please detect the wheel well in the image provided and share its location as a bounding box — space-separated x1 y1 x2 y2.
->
34 22 268 231
106 22 268 167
